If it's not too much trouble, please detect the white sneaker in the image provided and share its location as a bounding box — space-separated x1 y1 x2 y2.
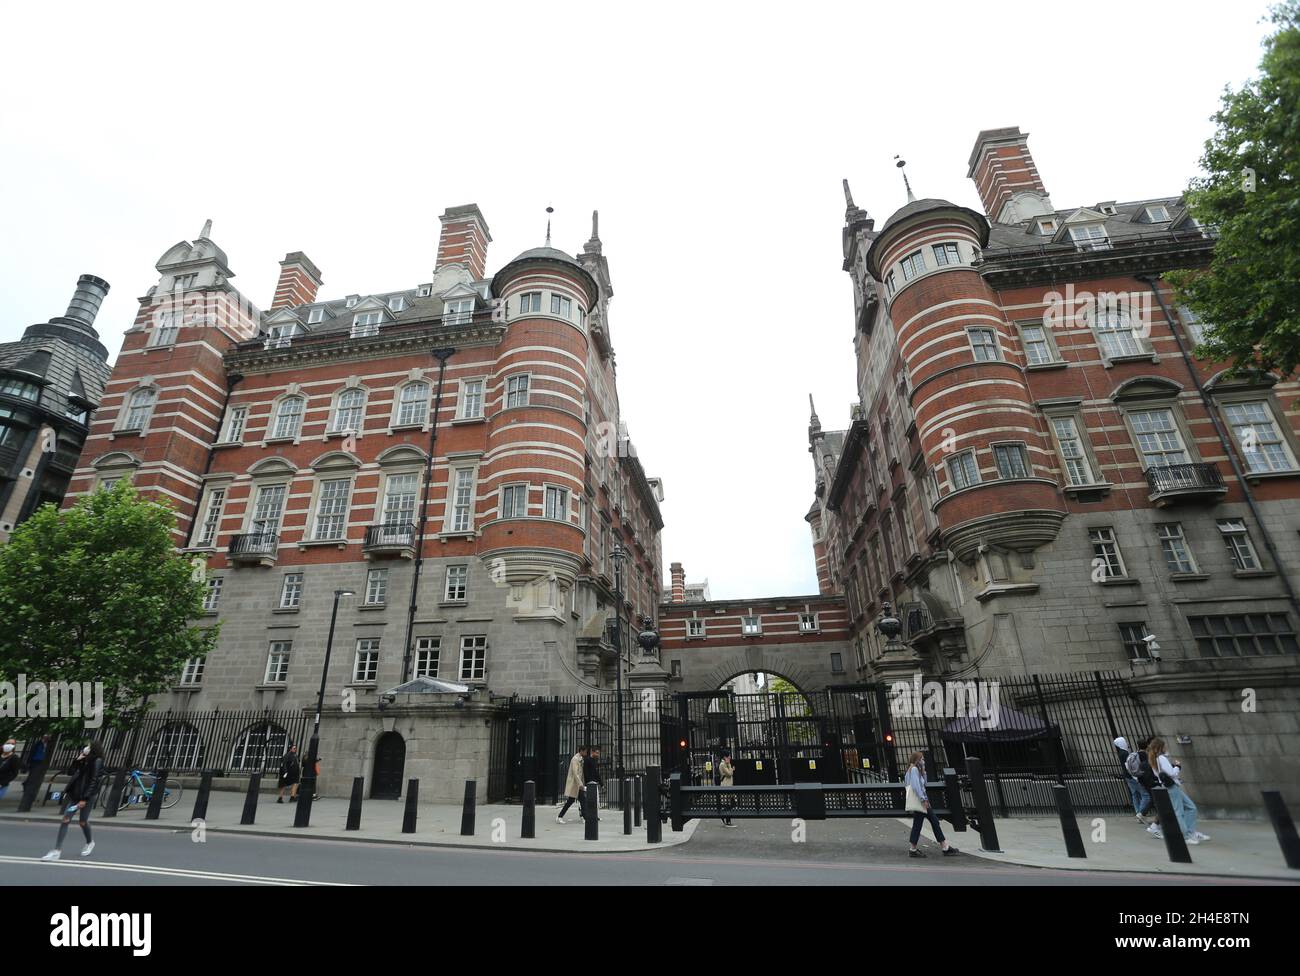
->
555 816 566 825
1149 826 1163 839
1185 834 1200 845
81 841 95 857
40 850 61 862
1194 831 1210 842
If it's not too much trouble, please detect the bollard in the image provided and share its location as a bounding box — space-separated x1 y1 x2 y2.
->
1149 786 1192 864
345 777 364 831
101 768 129 820
1052 784 1087 858
240 772 262 825
402 779 419 834
965 758 1001 852
645 766 662 844
623 778 632 835
942 767 967 832
145 768 169 821
521 780 536 839
584 781 599 841
669 772 684 832
634 775 643 828
191 771 214 822
1262 791 1300 869
461 780 476 836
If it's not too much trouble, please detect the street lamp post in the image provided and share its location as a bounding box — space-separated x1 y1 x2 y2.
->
610 544 629 793
294 588 355 828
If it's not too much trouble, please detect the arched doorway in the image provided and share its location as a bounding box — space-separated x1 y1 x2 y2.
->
371 732 406 799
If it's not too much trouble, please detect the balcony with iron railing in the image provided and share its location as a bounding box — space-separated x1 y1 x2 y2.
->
1144 462 1227 505
229 532 280 565
364 521 417 559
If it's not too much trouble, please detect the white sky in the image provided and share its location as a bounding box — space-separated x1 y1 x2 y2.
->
0 1 1276 600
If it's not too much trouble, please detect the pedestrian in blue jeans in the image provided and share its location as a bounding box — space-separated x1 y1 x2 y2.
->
1113 735 1150 823
1147 737 1210 845
904 752 959 858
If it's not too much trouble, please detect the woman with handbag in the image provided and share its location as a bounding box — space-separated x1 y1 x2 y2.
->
904 751 958 858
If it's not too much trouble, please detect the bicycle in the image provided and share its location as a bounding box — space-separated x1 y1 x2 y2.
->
99 769 183 811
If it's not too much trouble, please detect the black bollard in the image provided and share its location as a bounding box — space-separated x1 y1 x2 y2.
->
1262 791 1300 869
1149 786 1192 864
1052 783 1087 858
966 758 1001 852
584 781 599 841
461 780 476 836
634 775 643 828
145 768 169 821
645 765 662 844
101 768 129 820
345 777 364 831
943 767 967 832
191 771 214 822
521 780 536 839
623 778 632 835
669 772 684 833
240 772 261 825
402 779 419 834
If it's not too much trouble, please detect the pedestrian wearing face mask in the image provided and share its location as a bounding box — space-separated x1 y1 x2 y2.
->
40 740 105 861
904 751 959 858
0 739 20 802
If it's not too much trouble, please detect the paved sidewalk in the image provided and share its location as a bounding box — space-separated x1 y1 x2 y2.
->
941 815 1299 880
0 789 695 854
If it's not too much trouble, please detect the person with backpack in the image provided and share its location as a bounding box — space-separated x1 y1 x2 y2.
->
1114 736 1150 824
40 740 105 861
277 744 300 803
718 749 736 827
1147 736 1210 845
904 751 958 858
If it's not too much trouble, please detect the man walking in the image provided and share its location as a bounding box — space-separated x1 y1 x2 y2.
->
584 746 604 819
556 746 587 824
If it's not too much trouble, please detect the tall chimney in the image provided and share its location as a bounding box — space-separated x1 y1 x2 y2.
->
670 562 685 603
967 127 1051 223
436 204 492 280
271 252 323 310
64 274 110 329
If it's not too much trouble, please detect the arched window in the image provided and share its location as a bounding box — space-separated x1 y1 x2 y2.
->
228 722 291 773
271 396 305 439
121 388 157 430
331 388 366 434
395 382 430 427
143 723 205 770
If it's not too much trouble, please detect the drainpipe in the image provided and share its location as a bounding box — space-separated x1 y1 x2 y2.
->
1135 274 1300 619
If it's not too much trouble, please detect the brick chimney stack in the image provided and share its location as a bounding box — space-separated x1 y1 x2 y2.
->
967 127 1051 223
271 252 323 310
670 562 685 603
436 204 492 280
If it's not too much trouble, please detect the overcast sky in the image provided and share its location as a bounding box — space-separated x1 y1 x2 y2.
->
0 1 1277 599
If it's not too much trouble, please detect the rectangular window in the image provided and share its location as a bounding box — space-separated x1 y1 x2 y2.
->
931 242 960 266
1217 518 1261 570
331 389 365 434
459 379 484 419
388 296 407 313
172 274 197 291
271 397 304 439
946 451 980 491
445 565 468 601
1178 306 1207 346
968 328 999 362
1050 416 1095 486
1157 523 1197 574
993 443 1030 479
196 487 226 547
900 250 925 281
687 618 705 638
544 485 568 521
1145 205 1170 222
265 641 291 684
180 657 205 686
741 616 762 636
500 484 528 519
449 468 475 532
830 652 844 674
1129 408 1189 468
459 635 487 681
518 292 542 314
279 572 303 610
353 639 380 682
506 374 530 409
799 613 818 633
1119 623 1152 661
1095 310 1143 358
1020 324 1054 365
382 472 419 527
1188 613 1298 657
1070 224 1111 250
224 405 248 443
365 568 388 606
671 660 682 678
415 637 441 678
307 307 325 325
313 479 352 540
351 311 382 337
202 577 223 612
152 311 180 346
266 324 296 349
445 298 473 325
251 484 287 535
395 382 429 427
885 271 897 297
1089 527 1127 579
1224 401 1297 473
550 294 572 318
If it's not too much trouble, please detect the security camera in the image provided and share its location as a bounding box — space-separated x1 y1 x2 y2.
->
1143 634 1162 660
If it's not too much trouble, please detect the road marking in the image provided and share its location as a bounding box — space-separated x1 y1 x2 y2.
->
0 855 356 886
663 876 715 885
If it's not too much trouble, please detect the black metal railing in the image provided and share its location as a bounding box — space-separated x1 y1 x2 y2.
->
229 532 279 557
364 521 416 549
1145 462 1224 495
980 226 1218 263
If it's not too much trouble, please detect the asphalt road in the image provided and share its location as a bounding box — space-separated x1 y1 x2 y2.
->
0 818 1280 886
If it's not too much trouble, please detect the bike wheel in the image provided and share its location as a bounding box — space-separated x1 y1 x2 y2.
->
162 780 183 809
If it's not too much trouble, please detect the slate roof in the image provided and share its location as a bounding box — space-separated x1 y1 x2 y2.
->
983 196 1191 253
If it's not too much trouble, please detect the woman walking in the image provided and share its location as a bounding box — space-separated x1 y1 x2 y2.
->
1147 737 1210 845
904 752 958 858
277 744 300 803
718 749 736 827
40 740 105 861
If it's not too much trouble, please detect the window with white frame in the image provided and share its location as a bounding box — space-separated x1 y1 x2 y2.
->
251 484 288 536
395 382 430 427
1088 527 1127 579
346 296 359 308
445 298 473 325
151 311 180 346
885 271 897 297
1145 204 1170 222
388 295 407 313
1050 415 1095 486
351 310 382 337
993 443 1031 479
1093 310 1144 359
331 388 365 434
196 487 226 547
687 618 705 638
180 657 205 686
968 328 999 362
313 478 352 540
505 374 530 409
224 405 248 443
544 485 568 521
1223 401 1297 473
1020 323 1055 365
932 242 961 266
202 577 223 612
1120 622 1153 661
550 294 572 318
1217 518 1261 570
741 616 762 636
900 250 925 281
266 323 297 348
271 396 305 439
1070 223 1110 250
459 379 484 419
1178 306 1207 346
444 564 467 601
279 572 303 610
1038 218 1057 234
381 472 419 527
449 468 475 532
518 292 542 314
172 273 197 291
122 388 157 430
946 451 981 491
459 635 487 681
365 568 388 605
415 637 441 678
500 483 528 519
1157 523 1197 574
307 307 326 325
799 612 818 633
1129 408 1189 468
264 641 291 684
353 639 381 682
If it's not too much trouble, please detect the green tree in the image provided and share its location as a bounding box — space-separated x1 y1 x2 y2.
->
0 483 217 738
1167 2 1300 376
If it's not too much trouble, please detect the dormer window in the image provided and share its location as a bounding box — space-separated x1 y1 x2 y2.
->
899 250 925 281
1070 224 1111 251
266 323 297 349
445 299 473 326
1145 204 1170 223
345 295 360 309
1038 218 1058 234
306 307 326 325
1097 202 1118 216
351 311 382 338
418 284 432 297
388 296 407 313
